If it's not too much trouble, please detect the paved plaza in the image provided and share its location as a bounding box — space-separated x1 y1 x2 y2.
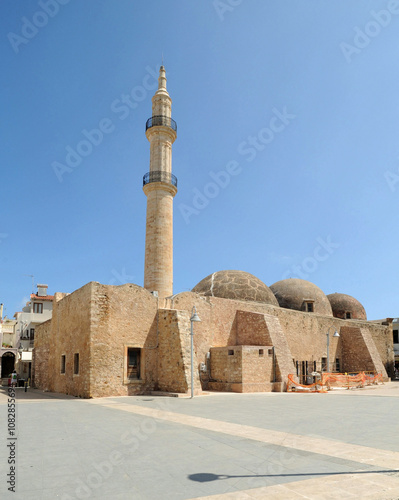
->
1 383 399 499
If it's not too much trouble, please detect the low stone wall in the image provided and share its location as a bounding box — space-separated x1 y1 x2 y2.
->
209 345 273 393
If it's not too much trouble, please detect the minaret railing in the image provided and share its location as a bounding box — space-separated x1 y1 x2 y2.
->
146 115 177 132
143 171 178 187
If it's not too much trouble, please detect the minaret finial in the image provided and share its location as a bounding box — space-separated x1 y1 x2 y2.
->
162 52 164 66
158 64 167 91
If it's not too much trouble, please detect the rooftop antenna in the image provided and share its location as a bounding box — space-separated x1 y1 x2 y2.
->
24 274 34 294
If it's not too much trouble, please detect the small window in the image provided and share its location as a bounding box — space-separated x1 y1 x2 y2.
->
74 353 79 375
335 358 340 372
259 349 264 356
33 302 43 314
127 348 141 379
321 357 327 371
345 312 352 319
228 350 234 356
30 328 35 340
393 330 399 344
61 355 66 374
305 302 314 313
268 349 273 355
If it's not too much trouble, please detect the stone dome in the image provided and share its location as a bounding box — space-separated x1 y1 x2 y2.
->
327 293 367 320
192 270 279 305
270 278 333 316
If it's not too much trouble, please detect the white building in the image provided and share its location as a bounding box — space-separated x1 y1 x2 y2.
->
14 284 54 381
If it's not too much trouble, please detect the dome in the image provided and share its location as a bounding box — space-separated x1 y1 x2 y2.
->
327 293 367 320
270 278 333 316
192 270 279 305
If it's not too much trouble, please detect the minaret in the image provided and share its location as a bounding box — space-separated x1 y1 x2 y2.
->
143 66 177 299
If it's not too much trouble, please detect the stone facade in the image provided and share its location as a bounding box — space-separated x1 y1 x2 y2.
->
143 182 176 299
209 345 274 392
157 309 201 394
34 282 393 398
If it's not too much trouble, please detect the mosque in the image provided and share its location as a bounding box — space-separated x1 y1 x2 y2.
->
33 67 394 398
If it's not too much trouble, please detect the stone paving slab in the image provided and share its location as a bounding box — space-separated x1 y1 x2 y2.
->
192 473 399 500
101 385 399 453
0 386 398 499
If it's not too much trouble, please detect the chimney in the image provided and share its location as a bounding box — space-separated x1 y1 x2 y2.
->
37 284 48 297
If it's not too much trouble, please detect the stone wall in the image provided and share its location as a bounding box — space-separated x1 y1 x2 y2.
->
340 326 388 379
88 282 158 397
169 292 393 385
32 319 51 390
157 309 201 394
209 345 274 392
34 284 393 398
235 310 297 390
367 322 395 377
35 282 159 398
46 282 93 397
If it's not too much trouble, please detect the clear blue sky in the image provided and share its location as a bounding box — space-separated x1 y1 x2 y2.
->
1 0 399 320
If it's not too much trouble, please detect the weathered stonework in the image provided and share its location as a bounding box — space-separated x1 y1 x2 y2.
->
209 345 274 392
193 270 279 306
271 278 333 316
340 326 388 377
327 293 367 320
157 309 201 394
34 283 393 398
143 65 177 299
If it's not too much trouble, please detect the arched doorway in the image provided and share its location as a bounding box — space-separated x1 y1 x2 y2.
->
1 352 15 378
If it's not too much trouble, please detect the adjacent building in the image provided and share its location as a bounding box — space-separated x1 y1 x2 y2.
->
393 318 399 374
0 304 18 380
14 284 54 381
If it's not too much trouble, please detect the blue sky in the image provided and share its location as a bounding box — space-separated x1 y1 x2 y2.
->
1 0 399 320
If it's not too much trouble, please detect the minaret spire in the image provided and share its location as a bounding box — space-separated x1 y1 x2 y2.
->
142 66 177 299
157 65 167 92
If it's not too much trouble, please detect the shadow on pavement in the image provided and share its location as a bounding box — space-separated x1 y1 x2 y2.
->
188 470 399 483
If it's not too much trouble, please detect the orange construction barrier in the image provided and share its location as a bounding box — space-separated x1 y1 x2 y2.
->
287 371 384 392
287 374 327 393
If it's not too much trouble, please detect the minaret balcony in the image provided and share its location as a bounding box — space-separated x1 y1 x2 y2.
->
143 171 178 188
146 115 177 132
